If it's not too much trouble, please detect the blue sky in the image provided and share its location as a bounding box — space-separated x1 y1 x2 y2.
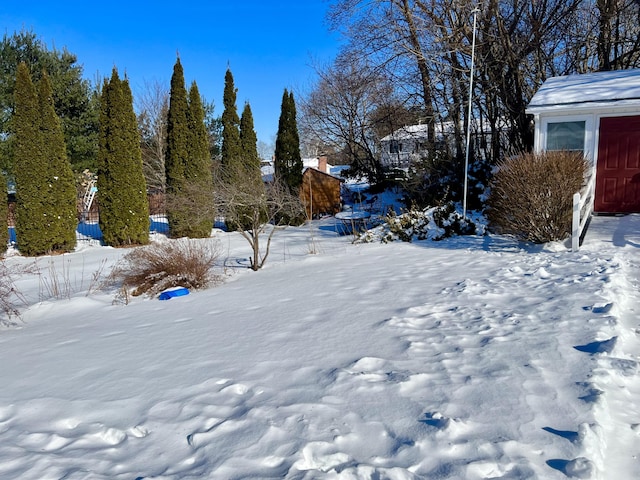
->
2 1 342 145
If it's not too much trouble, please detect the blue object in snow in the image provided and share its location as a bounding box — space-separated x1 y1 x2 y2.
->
158 287 190 300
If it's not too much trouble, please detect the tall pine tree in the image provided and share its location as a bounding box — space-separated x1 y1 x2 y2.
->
274 89 302 193
221 68 242 180
39 70 77 252
98 68 149 246
14 62 48 255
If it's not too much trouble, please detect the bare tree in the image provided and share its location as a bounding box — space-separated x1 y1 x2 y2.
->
300 51 408 183
135 79 169 192
594 0 640 70
214 165 304 271
328 0 609 161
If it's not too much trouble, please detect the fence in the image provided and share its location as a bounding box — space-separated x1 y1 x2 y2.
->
571 173 596 252
7 193 169 244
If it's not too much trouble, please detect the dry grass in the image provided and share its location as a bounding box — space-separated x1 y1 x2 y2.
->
0 262 26 325
112 238 222 297
487 151 589 243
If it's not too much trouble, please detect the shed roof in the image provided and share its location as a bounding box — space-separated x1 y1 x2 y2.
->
302 166 343 182
526 68 640 114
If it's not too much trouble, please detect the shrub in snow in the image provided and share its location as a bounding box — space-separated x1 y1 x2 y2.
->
111 238 222 297
486 151 588 243
0 262 25 324
358 202 479 243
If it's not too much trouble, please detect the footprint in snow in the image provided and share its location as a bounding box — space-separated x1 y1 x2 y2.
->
583 302 613 314
546 457 594 479
420 412 450 429
542 426 580 443
573 336 617 355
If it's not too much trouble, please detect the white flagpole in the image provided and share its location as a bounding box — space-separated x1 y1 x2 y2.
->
463 6 479 219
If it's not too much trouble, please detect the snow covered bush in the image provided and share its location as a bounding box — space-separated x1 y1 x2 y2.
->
112 238 222 297
384 206 431 242
487 151 589 243
358 202 479 243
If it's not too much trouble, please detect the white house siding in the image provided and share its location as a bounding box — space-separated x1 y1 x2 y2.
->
526 68 640 213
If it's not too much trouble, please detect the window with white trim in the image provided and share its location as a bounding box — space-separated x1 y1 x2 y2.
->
546 121 585 152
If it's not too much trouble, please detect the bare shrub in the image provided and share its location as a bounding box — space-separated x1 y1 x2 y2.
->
215 166 305 271
487 151 589 243
112 238 222 297
0 262 26 325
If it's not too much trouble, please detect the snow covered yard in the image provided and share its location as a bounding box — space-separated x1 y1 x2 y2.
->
0 214 638 479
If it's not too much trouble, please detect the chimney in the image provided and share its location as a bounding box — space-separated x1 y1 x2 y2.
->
318 155 327 173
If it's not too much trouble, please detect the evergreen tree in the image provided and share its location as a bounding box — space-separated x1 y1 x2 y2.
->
186 82 212 181
164 58 214 238
0 173 8 255
240 102 261 176
164 57 190 236
98 68 149 246
221 68 242 178
237 101 267 229
13 62 50 255
274 89 303 192
165 57 189 196
1 30 99 173
38 70 77 252
181 81 214 237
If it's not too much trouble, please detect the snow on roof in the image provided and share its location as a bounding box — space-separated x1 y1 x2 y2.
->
527 68 640 113
381 124 430 142
381 119 500 142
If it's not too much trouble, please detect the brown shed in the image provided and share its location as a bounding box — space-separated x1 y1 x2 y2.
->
300 168 342 218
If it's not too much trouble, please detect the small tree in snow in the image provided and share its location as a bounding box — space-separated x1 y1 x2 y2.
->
215 165 304 271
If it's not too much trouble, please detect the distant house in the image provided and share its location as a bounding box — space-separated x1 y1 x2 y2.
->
380 124 433 170
526 68 640 214
379 121 502 170
299 157 342 218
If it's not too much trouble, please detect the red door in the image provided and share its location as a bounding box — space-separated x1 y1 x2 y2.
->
595 116 640 213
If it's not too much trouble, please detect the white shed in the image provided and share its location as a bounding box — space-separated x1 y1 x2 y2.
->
526 68 640 213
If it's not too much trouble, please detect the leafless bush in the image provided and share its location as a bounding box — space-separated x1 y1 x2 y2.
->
111 238 222 297
0 262 26 325
215 166 305 271
487 151 589 243
30 256 112 301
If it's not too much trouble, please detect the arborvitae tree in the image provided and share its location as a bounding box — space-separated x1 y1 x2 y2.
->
235 101 267 229
165 57 189 196
1 30 99 173
179 81 214 238
186 82 212 181
13 62 50 255
39 70 77 252
274 89 303 192
0 173 8 255
98 68 149 246
164 57 190 236
164 58 214 238
221 68 242 178
240 102 261 177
